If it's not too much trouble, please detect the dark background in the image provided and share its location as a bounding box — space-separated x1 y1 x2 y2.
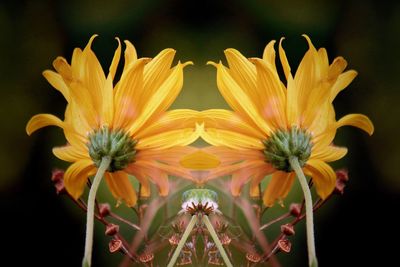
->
1 0 398 266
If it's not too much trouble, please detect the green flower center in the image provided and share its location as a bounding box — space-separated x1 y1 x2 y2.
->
87 127 137 172
182 189 219 210
263 127 313 172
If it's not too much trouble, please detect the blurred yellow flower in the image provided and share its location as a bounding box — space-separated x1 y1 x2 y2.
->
201 35 374 206
26 35 199 206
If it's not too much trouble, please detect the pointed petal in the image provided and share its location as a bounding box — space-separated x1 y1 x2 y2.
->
179 150 221 170
128 61 190 136
109 37 122 80
263 40 277 72
263 171 295 207
200 109 264 139
230 160 268 196
113 58 149 130
304 159 336 199
43 70 70 102
53 56 73 83
224 49 261 109
123 40 138 71
312 145 348 162
132 161 170 196
212 62 273 135
105 171 137 207
101 75 114 126
200 127 264 150
330 70 358 102
252 58 287 129
124 164 151 198
135 109 200 139
63 159 95 200
136 127 199 150
26 114 63 135
52 145 87 162
336 114 374 135
278 37 292 81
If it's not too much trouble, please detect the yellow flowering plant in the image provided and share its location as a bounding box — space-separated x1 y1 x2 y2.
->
197 35 374 266
26 35 199 267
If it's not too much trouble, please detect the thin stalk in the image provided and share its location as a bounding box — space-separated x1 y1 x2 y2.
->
202 215 233 267
289 156 318 267
82 156 111 267
167 215 197 267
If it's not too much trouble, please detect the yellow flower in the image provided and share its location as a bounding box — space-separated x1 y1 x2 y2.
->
201 35 374 206
26 35 199 206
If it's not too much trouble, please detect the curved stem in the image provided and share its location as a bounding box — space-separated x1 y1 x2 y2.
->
167 215 197 267
82 156 111 267
202 215 233 267
289 156 318 267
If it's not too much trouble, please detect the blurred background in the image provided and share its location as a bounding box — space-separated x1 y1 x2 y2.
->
1 0 399 266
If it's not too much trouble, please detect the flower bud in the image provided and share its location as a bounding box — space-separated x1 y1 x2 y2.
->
278 239 292 253
105 224 119 236
289 203 301 217
99 203 111 217
51 169 66 195
281 224 295 236
109 238 122 253
334 169 349 195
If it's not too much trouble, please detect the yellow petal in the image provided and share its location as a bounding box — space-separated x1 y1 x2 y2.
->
136 127 199 150
63 159 95 200
336 114 374 135
135 146 198 165
224 49 260 109
263 171 295 207
135 109 200 139
128 61 190 136
304 159 336 200
132 160 170 196
105 171 137 207
212 62 273 135
179 150 221 170
311 145 348 162
252 58 287 129
230 160 268 196
101 75 114 127
142 49 176 104
68 82 99 129
200 109 265 139
53 56 73 83
263 40 277 72
123 40 138 71
125 164 151 198
52 145 87 162
43 70 70 102
278 37 292 81
26 114 63 135
200 127 264 150
330 70 358 102
113 58 149 130
249 165 275 198
109 37 121 80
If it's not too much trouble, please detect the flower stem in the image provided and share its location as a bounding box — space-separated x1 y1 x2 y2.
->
82 156 112 267
167 215 197 267
289 156 318 267
202 215 233 267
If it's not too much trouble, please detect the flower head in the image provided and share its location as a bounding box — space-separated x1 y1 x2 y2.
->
201 35 374 206
26 35 199 206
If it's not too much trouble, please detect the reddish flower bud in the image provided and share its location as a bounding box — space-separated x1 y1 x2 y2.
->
109 239 123 253
334 169 349 195
51 169 64 182
281 224 295 236
289 203 301 217
278 239 292 253
105 224 119 236
51 169 66 194
246 252 261 263
139 252 154 263
99 203 111 217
